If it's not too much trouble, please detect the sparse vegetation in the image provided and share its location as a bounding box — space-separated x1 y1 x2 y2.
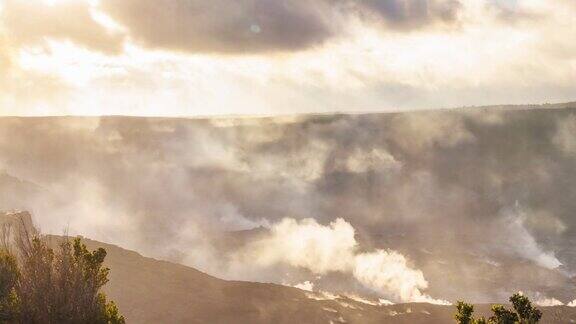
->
0 225 125 323
455 293 542 324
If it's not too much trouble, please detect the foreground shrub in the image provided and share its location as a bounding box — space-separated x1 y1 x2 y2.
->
455 293 542 324
0 227 124 323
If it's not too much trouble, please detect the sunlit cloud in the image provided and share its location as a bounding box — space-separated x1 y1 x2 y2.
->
0 0 575 116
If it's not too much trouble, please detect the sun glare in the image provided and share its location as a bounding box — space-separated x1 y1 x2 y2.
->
40 0 97 5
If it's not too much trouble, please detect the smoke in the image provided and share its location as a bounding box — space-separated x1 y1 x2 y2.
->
237 217 448 304
1 105 576 303
387 112 475 155
293 281 314 292
243 218 355 274
492 204 562 270
553 113 576 156
332 148 402 174
534 297 564 307
353 250 448 304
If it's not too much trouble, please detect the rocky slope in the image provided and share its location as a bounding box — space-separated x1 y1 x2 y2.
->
79 235 576 324
1 211 575 323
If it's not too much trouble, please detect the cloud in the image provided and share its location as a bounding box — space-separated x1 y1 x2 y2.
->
238 217 447 303
354 0 462 29
0 34 14 72
0 35 70 115
1 1 575 116
98 0 466 54
1 0 124 54
100 0 337 54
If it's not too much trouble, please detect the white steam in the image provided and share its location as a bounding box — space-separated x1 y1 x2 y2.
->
535 297 564 307
238 218 448 304
494 205 562 269
333 148 402 174
293 281 314 292
353 250 443 303
553 113 576 156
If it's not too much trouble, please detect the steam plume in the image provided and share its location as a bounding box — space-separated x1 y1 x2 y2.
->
238 217 448 304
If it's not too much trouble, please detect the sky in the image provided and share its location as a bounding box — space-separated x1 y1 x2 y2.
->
0 0 575 116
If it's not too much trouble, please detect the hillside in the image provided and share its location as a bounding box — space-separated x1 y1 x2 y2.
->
1 211 576 323
76 236 576 324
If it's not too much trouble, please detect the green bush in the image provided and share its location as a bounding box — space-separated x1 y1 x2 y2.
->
0 233 125 323
455 293 542 324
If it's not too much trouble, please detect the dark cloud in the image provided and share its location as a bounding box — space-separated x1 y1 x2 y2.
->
99 0 463 54
352 0 462 29
99 0 336 54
